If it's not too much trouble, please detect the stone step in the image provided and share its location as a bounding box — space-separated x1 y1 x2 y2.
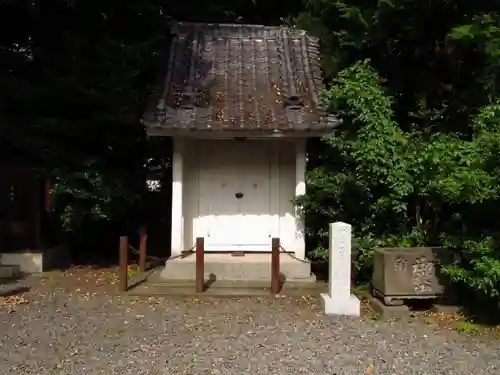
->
159 253 314 282
0 282 28 297
149 279 325 290
0 265 22 279
127 278 328 297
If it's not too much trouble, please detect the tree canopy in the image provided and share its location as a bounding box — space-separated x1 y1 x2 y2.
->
0 0 302 229
295 0 500 306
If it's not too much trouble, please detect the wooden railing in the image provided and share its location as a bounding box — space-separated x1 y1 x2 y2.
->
271 237 281 294
118 226 149 292
139 227 147 273
119 233 283 294
195 237 204 293
118 235 129 292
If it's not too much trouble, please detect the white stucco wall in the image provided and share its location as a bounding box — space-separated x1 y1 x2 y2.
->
170 138 184 257
182 140 198 251
172 138 305 258
277 140 297 253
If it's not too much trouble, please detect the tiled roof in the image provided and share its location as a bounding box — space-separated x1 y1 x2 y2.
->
142 22 339 135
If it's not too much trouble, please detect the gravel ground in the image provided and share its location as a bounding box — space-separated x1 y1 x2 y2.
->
0 269 499 375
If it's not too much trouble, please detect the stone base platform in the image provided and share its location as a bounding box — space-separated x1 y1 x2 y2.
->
0 265 22 279
0 245 69 273
321 293 361 316
159 253 315 283
368 296 410 318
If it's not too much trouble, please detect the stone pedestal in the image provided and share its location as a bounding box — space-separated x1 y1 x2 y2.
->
1 245 69 273
372 247 454 306
320 222 361 316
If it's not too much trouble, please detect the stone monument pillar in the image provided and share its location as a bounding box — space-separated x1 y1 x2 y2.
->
321 222 361 316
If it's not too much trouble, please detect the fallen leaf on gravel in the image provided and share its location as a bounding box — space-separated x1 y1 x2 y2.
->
0 295 28 313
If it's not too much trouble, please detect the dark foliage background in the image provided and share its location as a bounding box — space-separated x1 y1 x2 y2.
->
2 0 500 309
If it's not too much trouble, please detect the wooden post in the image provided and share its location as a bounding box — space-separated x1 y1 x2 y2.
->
271 237 280 294
139 227 147 273
119 236 128 292
195 237 205 293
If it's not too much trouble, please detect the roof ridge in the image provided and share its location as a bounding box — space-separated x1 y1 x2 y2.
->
171 21 309 38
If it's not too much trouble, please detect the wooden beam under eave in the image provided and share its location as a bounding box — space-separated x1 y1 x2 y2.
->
144 127 337 139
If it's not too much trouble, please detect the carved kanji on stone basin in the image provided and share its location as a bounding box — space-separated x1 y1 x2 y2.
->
371 247 455 306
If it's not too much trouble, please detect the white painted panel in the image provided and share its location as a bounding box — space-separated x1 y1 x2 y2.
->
171 138 184 257
198 140 275 251
182 139 198 250
236 147 272 246
278 140 297 253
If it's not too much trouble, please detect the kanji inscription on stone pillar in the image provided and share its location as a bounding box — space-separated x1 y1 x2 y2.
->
321 222 361 316
329 222 351 298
